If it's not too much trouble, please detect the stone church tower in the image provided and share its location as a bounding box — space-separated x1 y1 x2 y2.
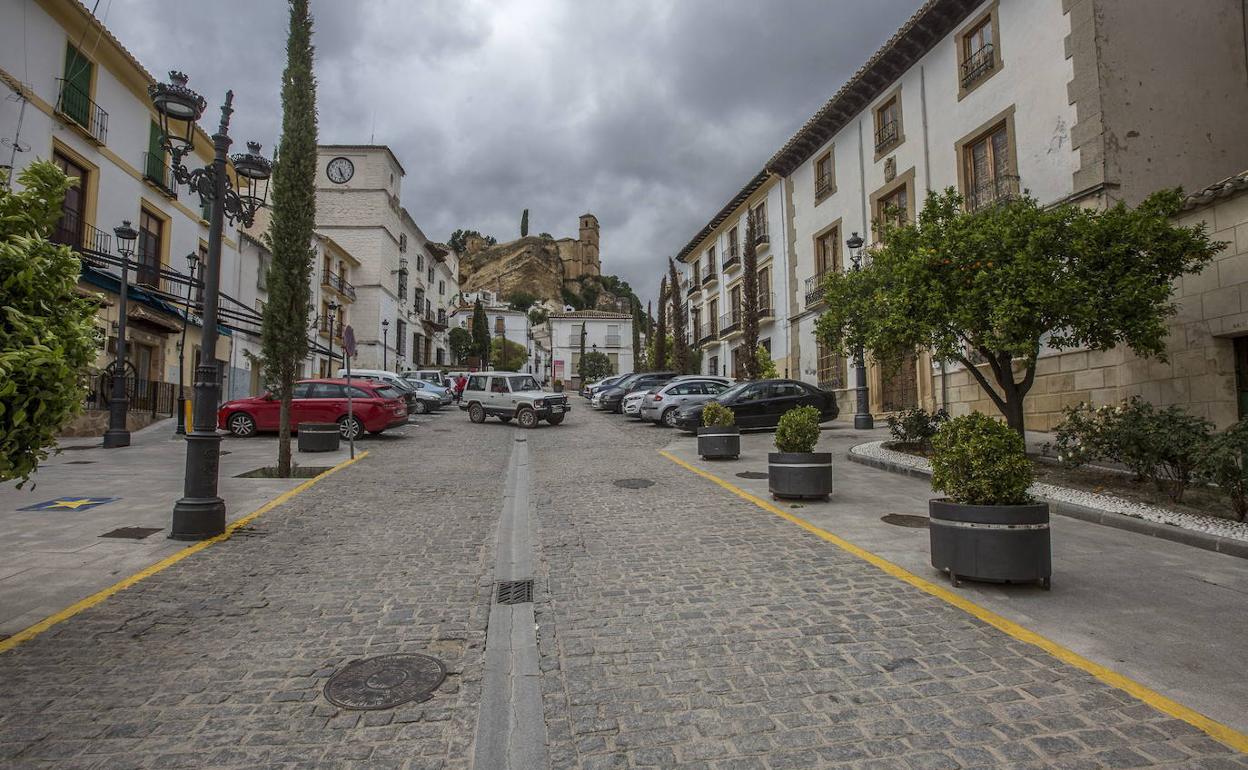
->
564 213 601 280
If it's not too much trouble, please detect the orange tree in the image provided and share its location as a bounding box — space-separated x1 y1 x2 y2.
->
815 188 1221 437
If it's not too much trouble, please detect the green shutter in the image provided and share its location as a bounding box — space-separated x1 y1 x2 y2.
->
146 121 164 182
62 45 92 126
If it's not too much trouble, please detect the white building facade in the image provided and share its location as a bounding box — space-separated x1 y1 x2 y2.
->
546 310 634 387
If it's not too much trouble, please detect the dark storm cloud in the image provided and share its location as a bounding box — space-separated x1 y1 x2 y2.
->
107 0 921 303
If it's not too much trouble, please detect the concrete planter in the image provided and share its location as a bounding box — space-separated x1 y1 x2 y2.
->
929 498 1051 589
297 423 340 453
768 452 833 500
698 426 740 460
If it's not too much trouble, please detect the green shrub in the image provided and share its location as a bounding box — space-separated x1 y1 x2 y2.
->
930 413 1033 506
701 401 735 428
1197 420 1248 521
774 405 821 453
886 407 948 449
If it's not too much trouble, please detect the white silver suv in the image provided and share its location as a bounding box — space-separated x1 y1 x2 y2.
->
461 372 569 428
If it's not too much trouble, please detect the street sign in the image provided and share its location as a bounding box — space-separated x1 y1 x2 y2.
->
343 325 357 358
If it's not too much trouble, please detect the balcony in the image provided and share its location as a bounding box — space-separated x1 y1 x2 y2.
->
966 174 1021 213
719 309 740 338
699 326 718 345
722 246 740 272
758 292 776 320
815 173 834 199
804 271 831 307
322 269 357 301
874 120 899 154
750 217 769 247
960 43 996 90
687 281 701 297
55 79 108 145
318 318 344 340
142 152 177 199
701 270 718 287
51 208 111 263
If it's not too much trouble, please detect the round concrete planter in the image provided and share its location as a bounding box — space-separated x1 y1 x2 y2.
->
929 498 1051 589
698 426 740 460
768 452 833 500
297 422 340 453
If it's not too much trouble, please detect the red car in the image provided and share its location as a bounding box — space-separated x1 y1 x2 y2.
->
218 378 409 439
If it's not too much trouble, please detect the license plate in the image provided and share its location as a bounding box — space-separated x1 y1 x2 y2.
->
551 405 564 413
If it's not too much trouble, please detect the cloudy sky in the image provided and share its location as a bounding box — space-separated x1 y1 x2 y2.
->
104 0 920 304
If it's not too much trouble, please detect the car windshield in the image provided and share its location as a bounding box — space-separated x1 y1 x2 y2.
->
374 385 403 400
714 381 754 402
509 375 541 392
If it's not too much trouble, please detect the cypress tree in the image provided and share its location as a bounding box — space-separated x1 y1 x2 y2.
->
471 299 491 367
741 213 761 379
261 0 317 477
520 209 529 237
668 258 689 373
631 300 641 374
654 277 668 371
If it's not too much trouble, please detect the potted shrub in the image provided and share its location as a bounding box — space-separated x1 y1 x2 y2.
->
929 413 1050 590
698 401 739 460
769 405 832 500
552 379 564 393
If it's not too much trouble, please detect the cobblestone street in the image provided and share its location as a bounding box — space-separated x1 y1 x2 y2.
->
1 408 1246 768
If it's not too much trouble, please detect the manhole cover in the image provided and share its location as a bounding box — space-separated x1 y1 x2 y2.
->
881 513 929 528
736 471 768 480
100 526 163 539
613 478 654 489
324 653 446 710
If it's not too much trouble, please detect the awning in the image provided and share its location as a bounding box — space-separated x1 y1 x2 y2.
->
127 304 182 333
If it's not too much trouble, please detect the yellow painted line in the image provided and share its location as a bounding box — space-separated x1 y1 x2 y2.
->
659 449 1248 753
0 452 369 655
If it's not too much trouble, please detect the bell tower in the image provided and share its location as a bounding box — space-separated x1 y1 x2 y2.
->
578 213 600 276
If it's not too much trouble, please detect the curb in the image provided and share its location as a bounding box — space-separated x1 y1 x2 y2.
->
847 446 1248 561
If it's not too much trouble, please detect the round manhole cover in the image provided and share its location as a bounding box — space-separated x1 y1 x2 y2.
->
735 471 768 480
613 478 654 489
881 513 929 528
324 653 446 710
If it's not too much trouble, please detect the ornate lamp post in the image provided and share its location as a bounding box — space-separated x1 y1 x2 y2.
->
846 231 873 430
325 299 340 371
150 71 270 540
103 221 138 449
175 251 200 435
382 319 390 371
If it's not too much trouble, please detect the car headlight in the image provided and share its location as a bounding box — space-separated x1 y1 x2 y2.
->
534 399 545 407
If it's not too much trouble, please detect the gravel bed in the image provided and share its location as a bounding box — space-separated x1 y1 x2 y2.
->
851 440 1248 544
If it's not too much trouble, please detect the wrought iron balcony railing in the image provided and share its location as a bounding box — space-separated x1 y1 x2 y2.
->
322 269 357 301
758 292 776 319
805 271 831 307
874 120 899 153
55 79 108 145
135 258 161 289
719 309 740 338
750 217 769 246
701 270 718 286
966 174 1021 212
50 208 111 261
142 152 177 198
815 172 834 199
687 280 701 296
960 43 996 90
722 251 740 272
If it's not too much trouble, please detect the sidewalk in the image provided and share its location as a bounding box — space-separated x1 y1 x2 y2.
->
661 424 1248 736
0 418 368 638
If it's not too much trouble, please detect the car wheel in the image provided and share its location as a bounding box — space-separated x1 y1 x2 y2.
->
661 408 679 428
413 400 429 415
469 403 486 424
227 412 256 437
338 415 363 440
517 408 538 429
498 415 512 424
547 414 565 425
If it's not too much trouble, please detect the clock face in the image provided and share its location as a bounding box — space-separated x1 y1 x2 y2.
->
327 156 354 184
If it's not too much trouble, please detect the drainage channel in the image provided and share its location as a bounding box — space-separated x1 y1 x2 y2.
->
472 430 548 769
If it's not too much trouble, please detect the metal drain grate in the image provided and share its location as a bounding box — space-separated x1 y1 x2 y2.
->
736 471 768 480
496 579 533 605
881 513 929 528
613 478 654 489
100 527 163 539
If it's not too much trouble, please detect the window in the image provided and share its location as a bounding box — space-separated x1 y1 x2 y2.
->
707 246 716 276
958 11 1001 95
495 316 506 335
874 93 902 155
59 44 96 137
817 342 845 390
490 378 510 394
292 382 313 398
257 252 270 291
439 280 445 295
815 151 834 199
397 267 407 300
310 382 345 398
137 208 163 287
757 267 771 315
50 152 88 249
417 254 424 270
749 202 768 245
427 267 434 283
877 185 909 235
708 355 719 376
725 227 739 264
815 227 840 276
708 298 719 335
467 375 486 391
436 349 445 365
396 319 407 356
962 121 1016 211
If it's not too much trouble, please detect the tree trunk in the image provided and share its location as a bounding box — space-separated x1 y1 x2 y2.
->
958 350 1033 441
277 391 292 477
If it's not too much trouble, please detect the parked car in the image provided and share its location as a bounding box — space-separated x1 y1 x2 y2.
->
672 379 839 432
399 376 454 407
622 389 651 418
597 372 679 414
460 371 570 428
402 369 449 387
639 377 734 427
218 378 408 439
338 369 438 414
582 374 626 399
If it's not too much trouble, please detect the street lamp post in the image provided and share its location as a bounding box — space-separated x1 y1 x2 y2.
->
846 231 874 430
175 251 200 435
325 300 340 372
151 71 270 540
382 319 389 371
103 221 138 449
